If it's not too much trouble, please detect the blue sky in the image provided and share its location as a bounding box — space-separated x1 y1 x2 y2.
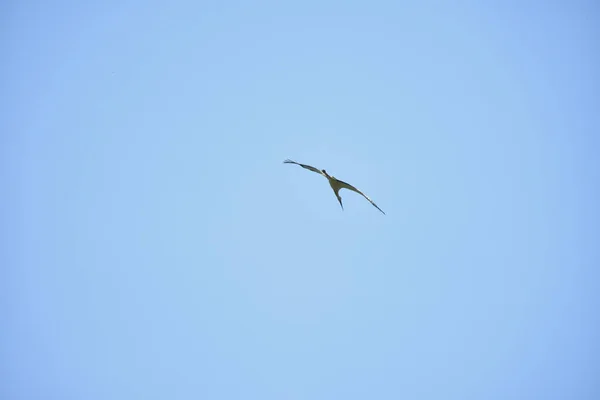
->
2 1 599 399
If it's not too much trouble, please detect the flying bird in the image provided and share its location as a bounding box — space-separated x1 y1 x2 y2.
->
284 159 385 214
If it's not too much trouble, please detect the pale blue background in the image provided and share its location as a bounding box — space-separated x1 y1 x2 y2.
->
2 1 599 399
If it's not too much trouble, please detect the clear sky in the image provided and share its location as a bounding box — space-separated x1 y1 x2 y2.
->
2 1 599 399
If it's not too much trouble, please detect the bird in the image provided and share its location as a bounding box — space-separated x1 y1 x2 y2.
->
284 159 385 214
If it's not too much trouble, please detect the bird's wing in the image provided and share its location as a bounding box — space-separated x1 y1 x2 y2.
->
283 159 326 177
336 179 385 214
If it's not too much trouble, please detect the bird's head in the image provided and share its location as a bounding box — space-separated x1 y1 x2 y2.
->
322 169 327 174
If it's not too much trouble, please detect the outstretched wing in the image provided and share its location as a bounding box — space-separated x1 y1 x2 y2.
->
283 159 326 178
336 179 385 214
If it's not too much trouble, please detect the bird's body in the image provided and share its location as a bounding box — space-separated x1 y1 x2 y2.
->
284 159 385 214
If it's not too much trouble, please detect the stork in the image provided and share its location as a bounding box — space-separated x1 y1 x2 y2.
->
284 159 385 214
